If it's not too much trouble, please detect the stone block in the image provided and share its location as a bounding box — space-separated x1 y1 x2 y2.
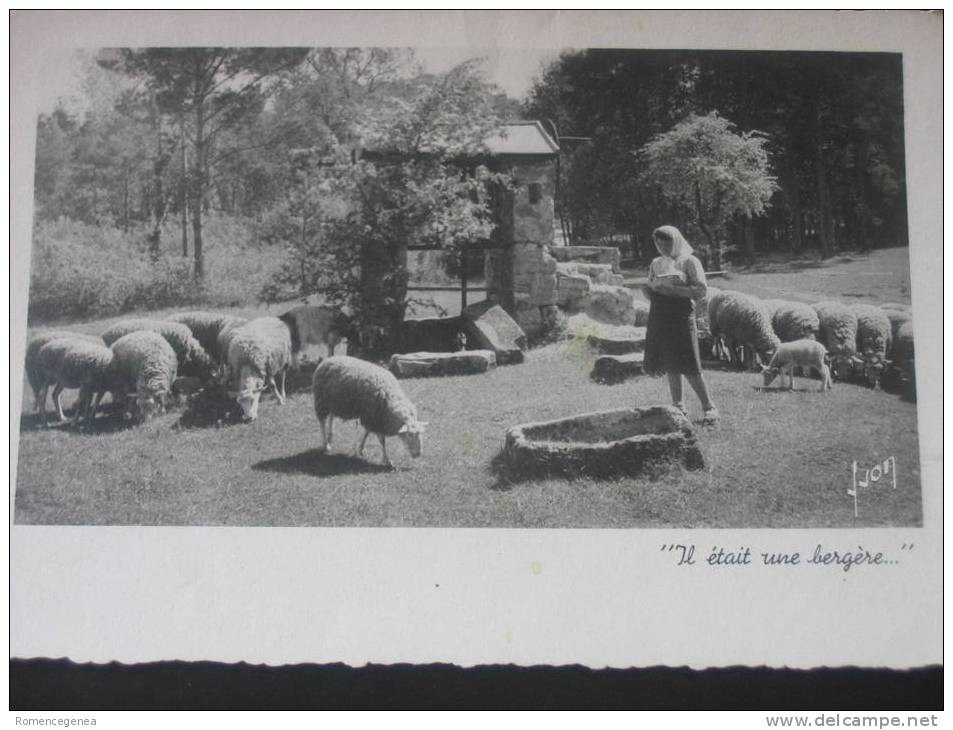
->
463 301 527 365
586 328 647 355
556 272 592 309
590 353 645 384
398 316 467 353
389 350 497 378
585 284 638 326
503 405 705 478
550 246 622 272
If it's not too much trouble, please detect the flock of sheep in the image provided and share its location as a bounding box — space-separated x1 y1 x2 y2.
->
21 284 916 469
24 307 426 468
698 287 915 392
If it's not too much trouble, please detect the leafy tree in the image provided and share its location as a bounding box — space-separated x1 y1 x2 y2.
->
637 112 777 269
267 60 509 354
103 47 309 279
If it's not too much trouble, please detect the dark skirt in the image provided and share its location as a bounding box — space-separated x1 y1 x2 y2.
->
643 292 702 377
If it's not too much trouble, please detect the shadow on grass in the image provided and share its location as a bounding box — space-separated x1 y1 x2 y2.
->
19 406 132 436
734 254 863 275
251 448 392 478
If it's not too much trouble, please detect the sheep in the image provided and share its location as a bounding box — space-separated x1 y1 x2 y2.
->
761 339 832 392
879 304 912 345
851 304 893 387
812 301 859 380
102 318 214 381
167 311 248 364
224 317 294 421
888 319 916 400
761 299 788 321
25 330 103 414
278 304 360 359
713 292 780 370
771 301 820 343
312 355 425 468
109 330 178 421
35 337 115 423
707 289 747 363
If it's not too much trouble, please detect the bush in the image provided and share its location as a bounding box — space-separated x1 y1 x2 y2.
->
27 216 283 324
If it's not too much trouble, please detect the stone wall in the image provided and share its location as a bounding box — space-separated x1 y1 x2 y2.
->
484 157 559 335
550 245 622 272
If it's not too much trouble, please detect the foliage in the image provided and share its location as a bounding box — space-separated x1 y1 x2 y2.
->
637 112 778 267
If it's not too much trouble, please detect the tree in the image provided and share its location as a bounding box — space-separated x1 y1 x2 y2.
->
637 112 777 269
104 47 309 279
266 60 509 354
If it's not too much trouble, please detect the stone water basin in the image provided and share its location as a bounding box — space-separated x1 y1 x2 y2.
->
503 405 704 478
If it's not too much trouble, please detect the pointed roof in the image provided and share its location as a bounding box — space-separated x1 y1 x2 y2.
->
483 121 560 156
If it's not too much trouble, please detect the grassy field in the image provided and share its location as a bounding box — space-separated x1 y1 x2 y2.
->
14 247 921 528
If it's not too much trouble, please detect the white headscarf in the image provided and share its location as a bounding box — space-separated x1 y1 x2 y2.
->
653 225 694 261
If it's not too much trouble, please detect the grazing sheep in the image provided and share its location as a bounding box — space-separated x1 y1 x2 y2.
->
168 311 248 364
102 318 214 381
714 293 780 370
25 330 102 414
707 289 747 363
312 355 425 468
888 319 916 400
761 339 832 391
35 337 115 423
279 304 360 359
812 301 859 380
110 330 178 421
879 304 912 345
224 317 294 421
216 317 249 371
772 301 820 343
761 299 788 321
851 304 893 387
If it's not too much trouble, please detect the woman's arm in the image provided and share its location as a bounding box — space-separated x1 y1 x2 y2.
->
652 279 700 299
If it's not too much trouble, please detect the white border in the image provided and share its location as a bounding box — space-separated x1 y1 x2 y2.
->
9 10 942 669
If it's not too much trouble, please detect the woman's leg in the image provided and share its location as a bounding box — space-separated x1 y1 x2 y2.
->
667 373 683 407
685 373 716 411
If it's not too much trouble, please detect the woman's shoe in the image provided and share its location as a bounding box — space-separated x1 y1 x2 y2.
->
702 407 720 425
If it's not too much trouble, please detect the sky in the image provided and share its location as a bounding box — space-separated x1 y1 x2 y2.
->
36 46 566 116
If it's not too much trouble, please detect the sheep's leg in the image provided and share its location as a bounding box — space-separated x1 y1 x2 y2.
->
52 384 67 422
327 416 334 447
280 370 287 401
317 417 329 452
35 385 49 416
88 391 104 420
378 434 394 469
354 428 370 458
787 367 796 390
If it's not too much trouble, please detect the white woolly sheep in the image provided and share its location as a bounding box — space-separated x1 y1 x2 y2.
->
879 304 912 345
851 304 893 387
771 301 820 343
888 319 916 399
312 355 425 468
35 337 115 423
110 330 178 421
168 311 248 364
761 299 788 321
812 301 859 380
761 339 832 392
102 318 214 381
714 292 780 370
224 317 294 421
25 330 103 414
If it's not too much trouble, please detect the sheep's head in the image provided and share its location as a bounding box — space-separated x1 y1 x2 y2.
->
864 352 886 387
397 420 427 458
229 367 266 421
137 389 166 421
761 365 780 387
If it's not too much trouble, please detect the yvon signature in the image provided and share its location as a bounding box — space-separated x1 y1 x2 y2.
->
848 456 897 517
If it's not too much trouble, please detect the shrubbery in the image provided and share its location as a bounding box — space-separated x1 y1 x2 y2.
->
27 216 284 324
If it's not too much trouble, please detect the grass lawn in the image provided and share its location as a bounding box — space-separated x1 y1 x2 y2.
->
14 246 921 528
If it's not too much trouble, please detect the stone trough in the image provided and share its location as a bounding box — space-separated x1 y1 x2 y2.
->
390 350 496 378
503 406 704 478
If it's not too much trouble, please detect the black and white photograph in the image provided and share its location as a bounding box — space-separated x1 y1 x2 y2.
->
14 42 921 528
10 10 941 684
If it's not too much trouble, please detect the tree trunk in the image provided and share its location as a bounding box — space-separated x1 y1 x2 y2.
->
782 165 803 253
191 101 205 281
742 215 756 263
815 143 835 259
180 117 189 258
694 181 721 270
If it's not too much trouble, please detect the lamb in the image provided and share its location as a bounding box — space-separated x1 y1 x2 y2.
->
771 301 820 343
761 339 832 392
102 318 214 381
312 355 425 468
168 311 249 364
224 317 294 421
25 330 103 414
812 301 859 380
109 330 178 421
851 304 893 387
35 337 115 423
713 292 780 370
